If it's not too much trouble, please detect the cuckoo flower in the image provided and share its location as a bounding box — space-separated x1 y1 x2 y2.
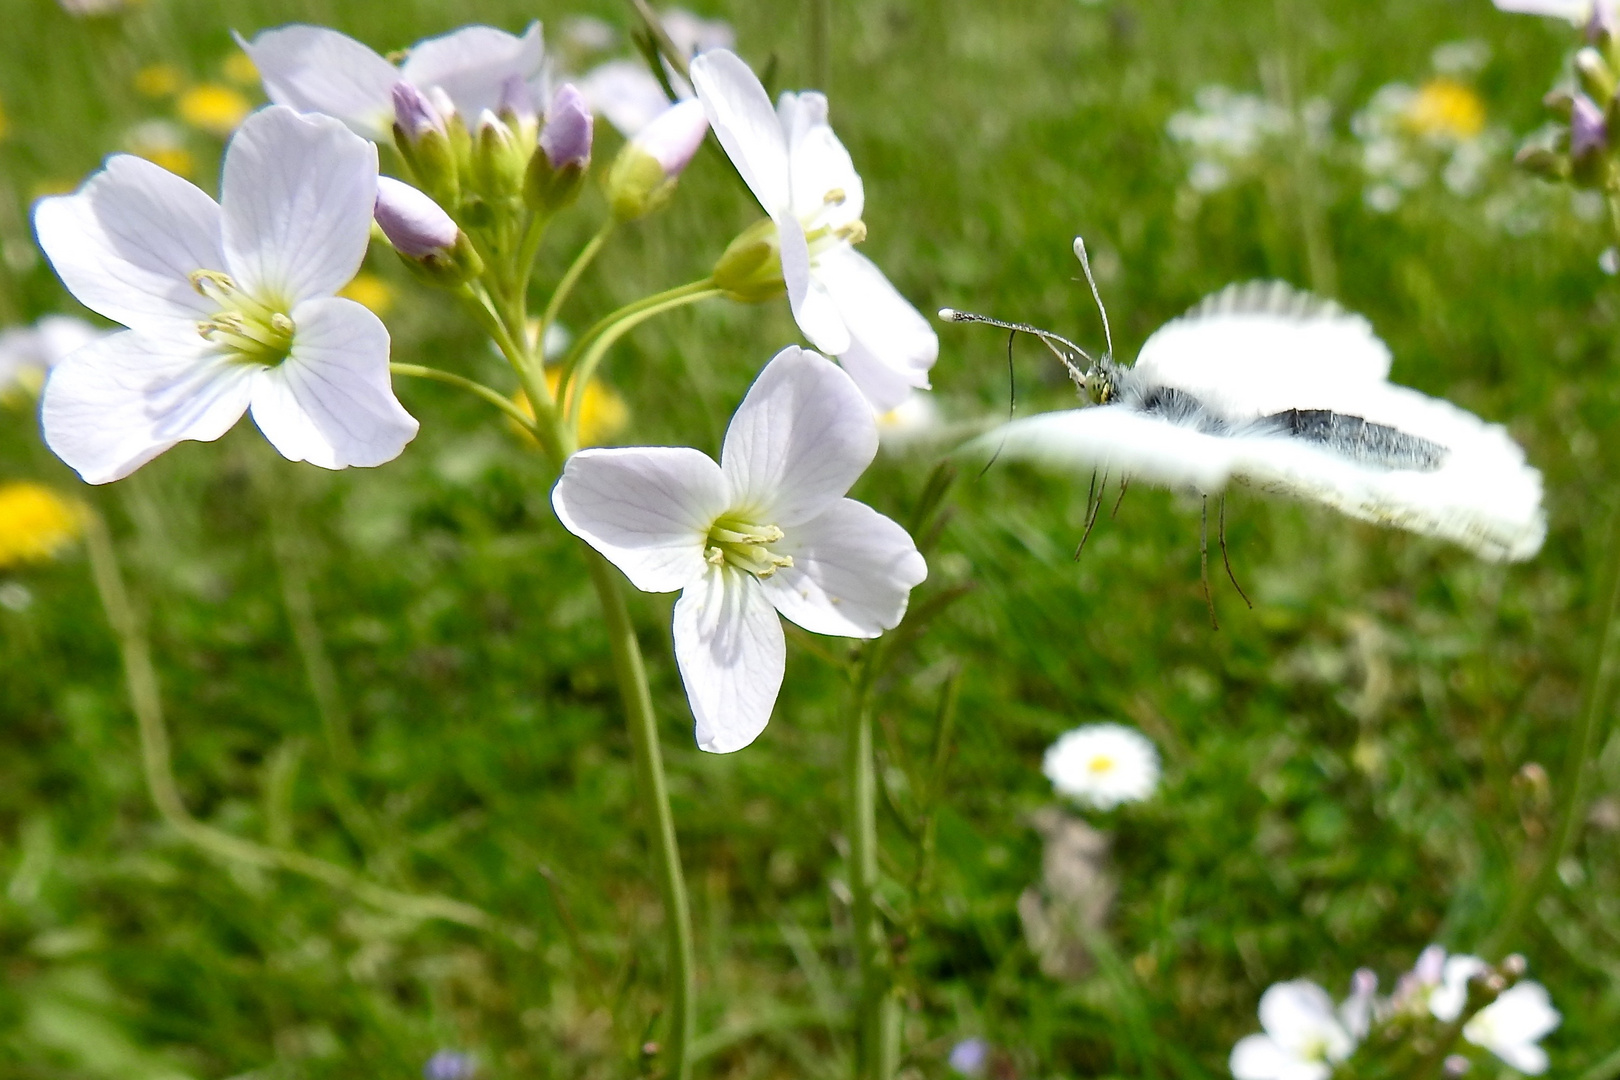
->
553 346 927 752
1230 981 1357 1080
690 48 938 411
1430 954 1560 1074
239 22 548 142
0 316 105 396
34 106 417 484
577 7 735 135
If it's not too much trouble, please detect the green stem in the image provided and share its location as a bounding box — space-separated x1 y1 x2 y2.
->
563 280 722 425
583 550 696 1080
541 219 614 342
846 650 899 1080
390 362 540 435
81 509 505 936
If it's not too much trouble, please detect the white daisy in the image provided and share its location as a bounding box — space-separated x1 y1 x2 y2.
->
1042 723 1160 809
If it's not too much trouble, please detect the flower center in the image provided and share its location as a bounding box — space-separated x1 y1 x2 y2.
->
705 514 793 579
1087 755 1116 775
803 187 866 257
190 270 295 365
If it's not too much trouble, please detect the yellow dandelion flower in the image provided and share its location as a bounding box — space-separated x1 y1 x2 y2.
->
133 64 182 98
142 146 197 177
177 83 252 138
339 273 395 316
222 51 259 86
511 374 630 448
1404 78 1485 140
0 483 84 569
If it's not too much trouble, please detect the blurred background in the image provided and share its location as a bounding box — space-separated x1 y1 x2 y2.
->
2 0 1617 1076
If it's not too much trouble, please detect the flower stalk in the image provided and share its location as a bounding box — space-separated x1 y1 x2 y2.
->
846 647 901 1080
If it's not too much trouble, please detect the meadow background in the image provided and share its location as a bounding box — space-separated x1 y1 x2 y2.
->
2 0 1618 1076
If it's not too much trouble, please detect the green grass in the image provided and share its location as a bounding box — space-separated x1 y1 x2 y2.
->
3 0 1619 1077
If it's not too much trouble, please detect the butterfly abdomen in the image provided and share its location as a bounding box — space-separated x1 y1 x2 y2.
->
1246 408 1449 472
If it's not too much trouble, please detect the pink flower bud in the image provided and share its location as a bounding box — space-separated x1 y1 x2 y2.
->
632 98 709 177
374 176 458 257
1573 92 1609 156
542 84 594 170
392 82 445 140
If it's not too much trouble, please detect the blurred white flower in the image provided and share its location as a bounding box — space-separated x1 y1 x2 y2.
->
875 391 941 450
1230 980 1357 1080
57 0 131 15
1461 982 1561 1074
948 1037 989 1077
1165 86 1329 194
1493 0 1604 24
239 23 549 141
690 49 938 411
0 316 105 396
577 8 735 136
33 106 417 483
553 346 927 753
1042 723 1159 809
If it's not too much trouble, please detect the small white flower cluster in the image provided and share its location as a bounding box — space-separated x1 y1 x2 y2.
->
1231 947 1561 1080
1166 86 1330 194
1043 723 1160 809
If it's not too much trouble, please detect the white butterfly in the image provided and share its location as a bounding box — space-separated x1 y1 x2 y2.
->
947 240 1546 564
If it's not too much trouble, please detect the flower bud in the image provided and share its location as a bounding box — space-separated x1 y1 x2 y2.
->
1573 92 1609 157
605 99 709 220
529 83 594 213
712 217 786 302
392 82 460 211
1576 46 1617 107
1515 142 1572 180
470 110 528 208
374 177 484 287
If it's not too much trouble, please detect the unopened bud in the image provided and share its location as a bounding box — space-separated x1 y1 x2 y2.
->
1500 953 1528 979
374 178 483 286
1350 968 1378 997
529 83 593 213
1576 47 1617 107
1544 89 1576 122
1515 142 1572 181
470 110 528 206
712 217 786 301
1443 1055 1471 1077
392 82 460 210
605 99 709 220
1573 93 1610 156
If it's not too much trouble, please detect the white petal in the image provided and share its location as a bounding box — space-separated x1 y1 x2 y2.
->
1258 981 1351 1059
235 26 401 141
760 498 925 637
815 244 937 410
1472 983 1562 1044
33 155 223 336
689 49 792 213
221 106 378 306
400 22 548 120
779 213 851 355
1492 0 1592 21
673 567 785 753
247 298 416 469
1230 1035 1325 1080
779 91 865 225
1483 1040 1549 1075
41 330 254 484
578 59 674 135
1431 955 1487 1022
551 446 726 593
720 346 878 526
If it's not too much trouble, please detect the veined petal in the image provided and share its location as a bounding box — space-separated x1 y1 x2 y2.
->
673 566 785 753
760 498 926 637
401 22 548 120
248 297 416 468
690 48 792 213
779 213 850 355
552 446 726 593
222 106 379 306
33 155 223 337
720 346 877 526
779 91 865 226
41 330 254 484
815 244 936 410
235 26 400 141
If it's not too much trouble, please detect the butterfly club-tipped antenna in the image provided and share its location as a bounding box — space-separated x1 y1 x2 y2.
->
937 308 1097 394
1072 236 1114 368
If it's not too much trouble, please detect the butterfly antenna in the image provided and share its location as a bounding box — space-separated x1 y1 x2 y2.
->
1219 497 1253 609
1201 496 1219 631
976 329 1019 480
938 307 1094 389
1072 236 1114 365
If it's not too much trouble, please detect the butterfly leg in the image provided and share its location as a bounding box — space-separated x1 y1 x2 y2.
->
1219 497 1253 610
1201 496 1219 630
1075 469 1108 560
1111 476 1130 520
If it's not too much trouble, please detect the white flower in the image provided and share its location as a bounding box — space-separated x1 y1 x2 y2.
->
33 105 418 484
875 391 941 450
1230 980 1357 1080
689 48 938 412
0 316 105 395
1493 0 1601 23
552 346 927 753
577 8 735 136
1429 953 1488 1022
1042 723 1159 809
1462 982 1561 1074
239 22 549 141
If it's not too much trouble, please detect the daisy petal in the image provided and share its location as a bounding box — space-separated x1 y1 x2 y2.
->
248 297 416 468
41 330 254 485
222 106 378 306
401 23 547 119
235 26 400 141
720 346 877 526
815 244 936 410
552 446 727 593
760 498 926 637
690 48 792 212
33 155 223 337
780 91 864 225
673 566 785 753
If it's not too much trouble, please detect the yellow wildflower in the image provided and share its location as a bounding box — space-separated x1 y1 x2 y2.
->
0 483 84 569
339 273 395 316
1404 78 1485 140
177 83 252 138
222 51 259 86
134 64 182 98
512 373 630 448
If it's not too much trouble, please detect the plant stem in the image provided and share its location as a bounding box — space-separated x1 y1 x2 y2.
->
390 362 541 434
583 549 696 1080
563 281 722 425
541 219 614 342
846 650 899 1080
81 508 505 935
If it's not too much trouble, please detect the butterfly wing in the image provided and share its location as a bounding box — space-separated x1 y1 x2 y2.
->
973 407 1244 493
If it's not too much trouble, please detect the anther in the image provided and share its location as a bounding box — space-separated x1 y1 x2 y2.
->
824 187 847 205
